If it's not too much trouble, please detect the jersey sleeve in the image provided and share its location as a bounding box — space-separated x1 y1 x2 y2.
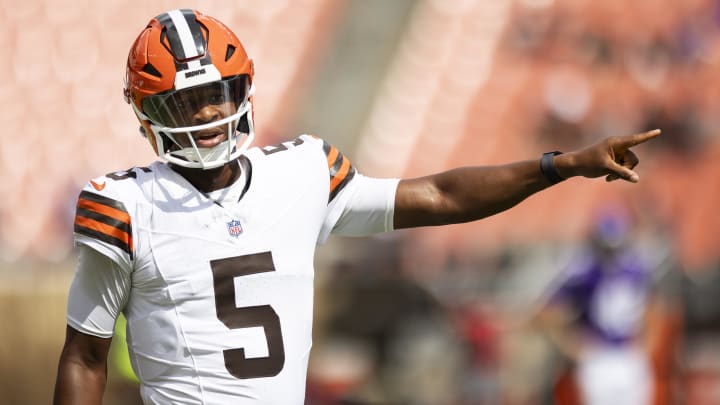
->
311 137 399 243
66 245 132 338
73 173 138 273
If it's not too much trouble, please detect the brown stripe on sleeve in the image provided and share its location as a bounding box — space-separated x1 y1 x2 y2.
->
77 191 130 222
77 199 130 226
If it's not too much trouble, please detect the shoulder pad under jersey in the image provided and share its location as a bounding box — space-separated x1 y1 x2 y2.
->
254 135 356 203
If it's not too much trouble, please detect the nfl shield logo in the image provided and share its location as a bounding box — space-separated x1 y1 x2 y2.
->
226 219 243 237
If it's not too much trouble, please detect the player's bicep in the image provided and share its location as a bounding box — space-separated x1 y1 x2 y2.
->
394 176 454 229
67 246 131 338
60 324 113 366
55 325 112 403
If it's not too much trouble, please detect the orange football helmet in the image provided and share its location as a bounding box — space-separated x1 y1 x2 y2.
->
124 9 255 169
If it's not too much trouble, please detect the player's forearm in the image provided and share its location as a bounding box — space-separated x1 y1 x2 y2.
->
439 160 553 222
395 159 553 228
53 358 107 405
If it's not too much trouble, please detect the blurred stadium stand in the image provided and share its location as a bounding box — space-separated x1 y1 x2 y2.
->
2 0 720 403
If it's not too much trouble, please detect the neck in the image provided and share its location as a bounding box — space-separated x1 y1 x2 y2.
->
170 160 241 193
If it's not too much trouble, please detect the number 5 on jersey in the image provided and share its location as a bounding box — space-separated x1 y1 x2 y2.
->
210 252 285 379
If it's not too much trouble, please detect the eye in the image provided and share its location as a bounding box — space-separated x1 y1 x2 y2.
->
172 94 190 109
208 92 226 105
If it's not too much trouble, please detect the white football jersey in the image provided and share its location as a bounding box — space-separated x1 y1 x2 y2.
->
69 135 398 404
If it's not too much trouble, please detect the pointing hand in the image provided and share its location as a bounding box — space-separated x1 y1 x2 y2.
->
555 129 661 183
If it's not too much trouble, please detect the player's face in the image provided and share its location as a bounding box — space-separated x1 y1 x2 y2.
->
141 76 248 150
180 88 237 149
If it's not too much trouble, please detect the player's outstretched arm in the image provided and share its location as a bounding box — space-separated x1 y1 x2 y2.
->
393 129 660 229
53 326 112 405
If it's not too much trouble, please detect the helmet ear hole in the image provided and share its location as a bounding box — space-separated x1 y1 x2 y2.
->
236 112 250 133
159 132 177 153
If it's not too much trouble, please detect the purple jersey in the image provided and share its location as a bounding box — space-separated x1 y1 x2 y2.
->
552 248 650 345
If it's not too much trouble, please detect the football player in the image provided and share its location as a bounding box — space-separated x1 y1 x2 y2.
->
53 8 660 405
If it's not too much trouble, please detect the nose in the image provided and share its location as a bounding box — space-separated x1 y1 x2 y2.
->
192 104 221 124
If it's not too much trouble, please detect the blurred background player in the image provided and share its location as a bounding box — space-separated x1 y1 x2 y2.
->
537 205 680 405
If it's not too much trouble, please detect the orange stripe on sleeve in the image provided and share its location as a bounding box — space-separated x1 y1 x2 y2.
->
326 146 339 169
74 216 133 252
78 199 131 225
330 157 351 193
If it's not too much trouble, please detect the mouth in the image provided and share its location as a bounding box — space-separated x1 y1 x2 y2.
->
192 131 226 148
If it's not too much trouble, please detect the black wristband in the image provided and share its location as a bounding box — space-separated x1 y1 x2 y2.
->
540 151 565 184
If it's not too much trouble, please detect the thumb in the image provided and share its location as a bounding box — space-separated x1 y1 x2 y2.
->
607 160 639 183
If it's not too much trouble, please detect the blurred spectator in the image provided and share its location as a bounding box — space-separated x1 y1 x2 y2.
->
680 261 720 404
308 257 469 405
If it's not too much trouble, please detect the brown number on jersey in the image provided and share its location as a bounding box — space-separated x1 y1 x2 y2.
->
210 252 285 379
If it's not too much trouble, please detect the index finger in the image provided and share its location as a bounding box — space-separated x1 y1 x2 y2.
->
617 129 661 148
